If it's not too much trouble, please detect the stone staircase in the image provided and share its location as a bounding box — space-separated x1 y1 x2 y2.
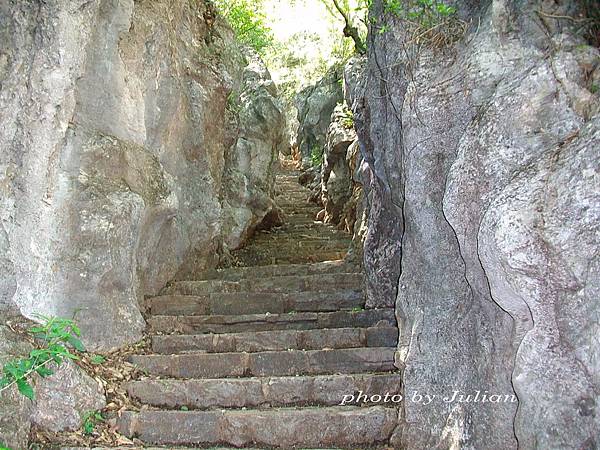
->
117 170 400 448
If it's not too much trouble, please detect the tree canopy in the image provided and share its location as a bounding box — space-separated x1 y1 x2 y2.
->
212 0 274 55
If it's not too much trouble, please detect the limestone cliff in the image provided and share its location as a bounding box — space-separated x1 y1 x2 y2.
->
295 66 344 167
350 0 600 448
0 0 284 353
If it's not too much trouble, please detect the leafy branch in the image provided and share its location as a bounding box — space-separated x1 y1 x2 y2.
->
0 315 85 400
321 0 368 55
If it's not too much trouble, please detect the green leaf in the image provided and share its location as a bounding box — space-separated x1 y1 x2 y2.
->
0 376 12 389
16 379 34 400
67 336 86 352
90 355 106 365
83 419 94 434
35 366 54 377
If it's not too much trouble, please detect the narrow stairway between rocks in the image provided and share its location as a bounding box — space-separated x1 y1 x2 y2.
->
117 168 401 448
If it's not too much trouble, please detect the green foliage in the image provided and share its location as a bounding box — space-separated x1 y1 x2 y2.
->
1 445 12 450
383 0 456 22
311 144 324 166
0 316 85 401
591 84 599 94
212 0 274 54
378 0 464 48
341 106 354 129
319 0 369 54
82 410 104 435
89 354 106 365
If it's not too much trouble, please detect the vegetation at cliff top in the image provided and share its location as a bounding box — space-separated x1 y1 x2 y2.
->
212 0 274 55
212 0 366 97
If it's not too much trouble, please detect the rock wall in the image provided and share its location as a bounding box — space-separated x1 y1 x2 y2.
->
221 54 287 250
350 0 600 448
0 319 32 449
0 0 283 351
295 66 344 167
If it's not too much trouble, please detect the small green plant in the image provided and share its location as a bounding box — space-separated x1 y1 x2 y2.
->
82 410 104 435
591 84 599 94
89 354 106 365
311 144 324 167
351 306 364 312
341 108 354 129
0 315 85 400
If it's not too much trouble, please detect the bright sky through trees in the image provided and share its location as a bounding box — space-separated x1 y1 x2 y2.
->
261 0 361 91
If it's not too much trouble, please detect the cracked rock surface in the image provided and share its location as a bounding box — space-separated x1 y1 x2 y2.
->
0 0 283 352
351 1 600 448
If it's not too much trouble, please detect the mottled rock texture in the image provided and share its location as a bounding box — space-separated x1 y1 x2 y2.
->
222 55 287 249
31 360 106 432
295 66 344 167
0 0 283 351
322 104 358 226
0 321 32 449
351 1 600 449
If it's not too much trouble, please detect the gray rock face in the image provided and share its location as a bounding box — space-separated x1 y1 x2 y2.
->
295 66 344 167
31 360 106 432
0 322 33 449
0 1 283 351
321 105 357 225
222 55 287 249
351 0 600 448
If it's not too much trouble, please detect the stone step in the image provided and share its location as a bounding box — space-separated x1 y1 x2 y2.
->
275 192 309 198
235 242 350 255
253 230 348 239
277 205 320 212
226 252 350 267
275 221 331 228
151 326 398 353
148 290 364 316
118 406 397 447
245 241 351 251
251 236 351 246
129 347 397 378
125 372 402 409
199 260 354 281
149 308 395 334
227 252 349 266
163 273 363 296
255 232 349 242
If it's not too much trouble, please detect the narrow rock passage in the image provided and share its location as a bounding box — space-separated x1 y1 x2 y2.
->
118 166 401 448
232 169 353 266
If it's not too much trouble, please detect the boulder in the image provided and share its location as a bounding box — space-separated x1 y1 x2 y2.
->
295 66 344 168
222 54 287 249
31 360 106 432
321 104 358 225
